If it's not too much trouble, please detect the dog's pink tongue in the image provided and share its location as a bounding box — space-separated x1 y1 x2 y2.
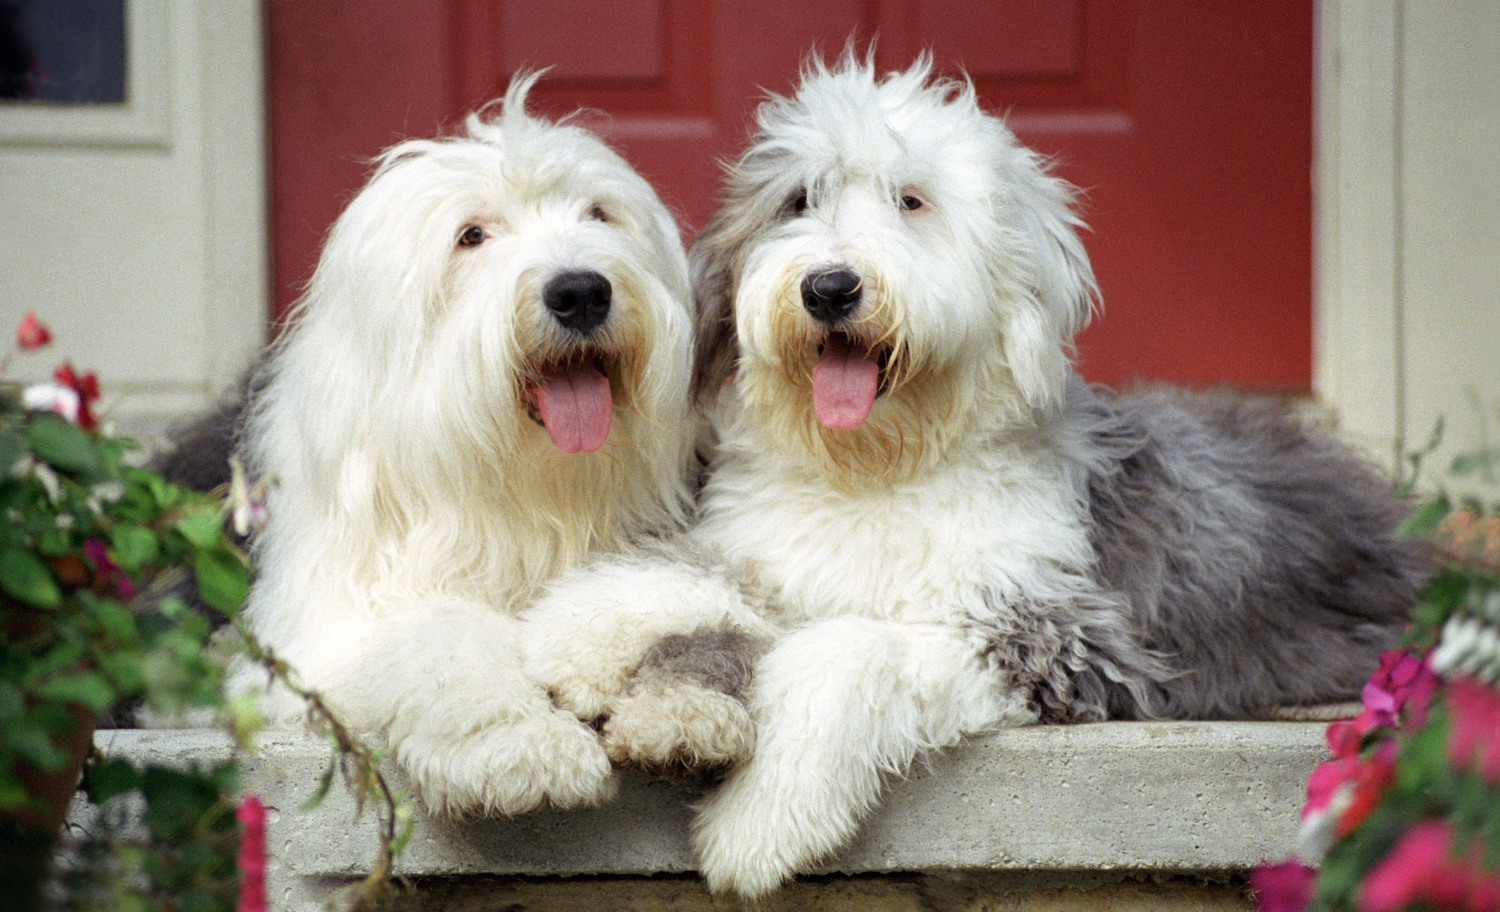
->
533 362 613 453
811 336 879 429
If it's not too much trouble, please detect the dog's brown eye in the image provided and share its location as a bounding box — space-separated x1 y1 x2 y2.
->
899 194 924 212
792 192 809 215
458 225 486 247
588 204 611 223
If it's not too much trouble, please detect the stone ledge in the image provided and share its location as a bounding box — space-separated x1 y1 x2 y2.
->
78 722 1325 908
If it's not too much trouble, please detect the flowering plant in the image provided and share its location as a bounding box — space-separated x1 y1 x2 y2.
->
1253 432 1500 912
0 312 410 911
1 311 255 910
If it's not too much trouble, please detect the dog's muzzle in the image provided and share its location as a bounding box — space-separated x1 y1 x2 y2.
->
800 268 861 324
543 269 612 336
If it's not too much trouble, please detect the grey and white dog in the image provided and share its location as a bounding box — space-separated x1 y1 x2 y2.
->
522 54 1428 897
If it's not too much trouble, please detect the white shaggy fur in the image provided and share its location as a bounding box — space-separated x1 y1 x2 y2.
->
231 76 698 816
525 53 1419 897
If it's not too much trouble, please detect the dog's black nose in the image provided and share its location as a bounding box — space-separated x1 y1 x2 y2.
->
800 268 862 324
543 270 612 335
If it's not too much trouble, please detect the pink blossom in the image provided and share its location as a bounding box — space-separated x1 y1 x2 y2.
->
1303 756 1354 819
1358 819 1453 912
1363 649 1440 727
1250 861 1316 912
82 538 135 599
237 794 267 912
16 311 51 350
52 363 99 429
1336 741 1396 838
1447 675 1500 784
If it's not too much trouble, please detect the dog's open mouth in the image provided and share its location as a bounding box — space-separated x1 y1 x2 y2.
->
520 351 614 454
812 332 891 430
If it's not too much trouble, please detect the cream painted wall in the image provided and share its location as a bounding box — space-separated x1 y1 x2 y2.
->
0 0 266 436
1317 0 1500 481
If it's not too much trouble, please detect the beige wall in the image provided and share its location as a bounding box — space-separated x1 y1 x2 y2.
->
1318 0 1500 479
0 0 266 434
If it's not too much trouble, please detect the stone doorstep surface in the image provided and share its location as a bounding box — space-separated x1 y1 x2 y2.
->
81 722 1324 885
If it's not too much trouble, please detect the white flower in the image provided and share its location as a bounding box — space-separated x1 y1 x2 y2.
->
21 382 81 423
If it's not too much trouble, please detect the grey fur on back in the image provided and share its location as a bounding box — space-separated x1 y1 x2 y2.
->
149 362 263 494
1066 382 1427 720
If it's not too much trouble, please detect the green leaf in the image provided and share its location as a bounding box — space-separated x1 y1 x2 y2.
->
1451 448 1500 478
84 595 139 643
0 425 25 474
96 651 145 694
38 671 116 713
174 509 225 549
23 413 102 475
140 765 219 841
1396 493 1452 539
193 549 249 614
303 764 336 811
109 524 159 571
5 725 70 773
0 546 61 608
84 757 142 803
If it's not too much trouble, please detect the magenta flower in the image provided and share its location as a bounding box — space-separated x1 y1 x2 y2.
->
1250 861 1316 912
82 538 136 599
1362 649 1441 728
1447 675 1500 784
1358 819 1452 912
1304 756 1355 819
237 794 268 912
1336 741 1396 838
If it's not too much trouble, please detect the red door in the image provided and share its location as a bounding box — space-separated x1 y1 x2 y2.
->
267 1 1311 392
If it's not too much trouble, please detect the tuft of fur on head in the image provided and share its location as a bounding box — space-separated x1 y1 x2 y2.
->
245 75 697 670
691 51 1096 486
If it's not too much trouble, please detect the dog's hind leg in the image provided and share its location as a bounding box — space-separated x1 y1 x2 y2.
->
690 616 1036 898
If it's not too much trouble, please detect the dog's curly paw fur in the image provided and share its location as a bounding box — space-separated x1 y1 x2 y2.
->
398 709 616 817
602 683 754 777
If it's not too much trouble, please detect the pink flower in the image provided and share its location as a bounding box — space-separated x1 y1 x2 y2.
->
237 794 268 912
82 538 136 599
1326 715 1371 758
1304 756 1355 819
16 311 51 350
1447 675 1500 784
1336 742 1396 838
52 363 99 429
1358 820 1453 912
1363 649 1441 728
1250 861 1316 912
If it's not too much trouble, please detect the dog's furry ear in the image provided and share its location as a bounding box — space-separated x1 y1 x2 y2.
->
1001 156 1098 414
689 211 742 407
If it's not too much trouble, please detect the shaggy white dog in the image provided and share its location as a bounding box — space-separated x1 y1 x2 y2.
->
524 55 1424 897
231 75 698 816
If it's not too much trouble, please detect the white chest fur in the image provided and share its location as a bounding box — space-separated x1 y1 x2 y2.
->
693 429 1096 626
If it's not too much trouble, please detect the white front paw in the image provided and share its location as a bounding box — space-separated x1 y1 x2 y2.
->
692 770 825 899
602 684 754 775
398 709 616 817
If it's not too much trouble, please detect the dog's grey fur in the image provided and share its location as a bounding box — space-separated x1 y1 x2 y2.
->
1076 383 1425 718
967 379 1427 724
636 629 761 703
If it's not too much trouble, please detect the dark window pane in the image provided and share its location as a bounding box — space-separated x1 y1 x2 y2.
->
1 0 126 103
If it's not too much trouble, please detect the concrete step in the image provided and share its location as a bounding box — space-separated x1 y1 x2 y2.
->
72 722 1324 909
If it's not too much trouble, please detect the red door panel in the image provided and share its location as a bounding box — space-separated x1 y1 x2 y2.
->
267 0 1311 392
